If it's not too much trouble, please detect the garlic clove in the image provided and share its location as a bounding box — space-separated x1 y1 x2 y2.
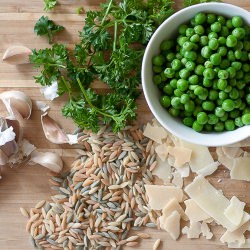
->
41 113 70 144
2 45 32 65
0 90 32 120
20 139 36 157
6 118 22 143
29 150 63 173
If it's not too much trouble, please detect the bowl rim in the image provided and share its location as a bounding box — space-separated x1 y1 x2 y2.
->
142 2 250 146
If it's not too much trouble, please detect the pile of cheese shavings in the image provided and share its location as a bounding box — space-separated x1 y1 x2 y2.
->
143 119 250 248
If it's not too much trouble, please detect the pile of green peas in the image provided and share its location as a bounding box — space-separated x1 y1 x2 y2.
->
152 12 250 132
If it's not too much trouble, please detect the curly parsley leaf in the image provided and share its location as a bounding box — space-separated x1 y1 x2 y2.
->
44 0 57 11
184 0 220 7
34 16 64 44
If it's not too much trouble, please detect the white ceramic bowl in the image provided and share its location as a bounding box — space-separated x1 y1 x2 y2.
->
142 2 250 146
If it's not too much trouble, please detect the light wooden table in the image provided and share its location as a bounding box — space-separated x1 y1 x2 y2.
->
1 0 250 249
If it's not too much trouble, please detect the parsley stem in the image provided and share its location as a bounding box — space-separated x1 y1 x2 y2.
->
101 0 113 26
76 78 113 119
113 21 118 51
61 76 72 98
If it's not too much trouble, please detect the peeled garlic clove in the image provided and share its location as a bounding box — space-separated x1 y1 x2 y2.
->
41 113 70 144
0 117 18 159
2 45 32 65
0 90 32 120
29 150 63 173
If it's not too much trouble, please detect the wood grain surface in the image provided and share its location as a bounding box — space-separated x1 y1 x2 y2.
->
1 0 250 250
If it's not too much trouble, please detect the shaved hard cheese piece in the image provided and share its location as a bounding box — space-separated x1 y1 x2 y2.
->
222 147 243 159
201 222 213 240
182 222 202 239
155 143 169 161
168 146 192 167
217 147 234 170
220 221 250 246
180 140 214 172
143 123 168 144
185 176 250 232
152 156 171 184
174 163 190 178
224 196 245 226
196 161 220 177
145 185 183 210
162 210 181 240
40 81 59 101
160 198 188 224
228 239 250 249
184 199 211 223
231 157 250 181
172 172 183 188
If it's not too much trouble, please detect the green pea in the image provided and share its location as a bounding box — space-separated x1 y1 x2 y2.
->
225 120 235 131
204 124 213 131
219 90 228 100
234 50 242 60
177 79 189 91
229 78 237 86
243 64 250 72
185 61 196 71
246 94 250 105
218 70 229 79
177 36 189 46
227 67 236 78
208 114 219 125
200 36 209 46
236 41 243 50
195 13 207 25
160 96 171 108
210 53 221 65
179 68 190 79
242 114 250 125
174 89 183 97
241 51 249 61
190 34 200 43
220 112 228 122
224 85 232 93
218 46 227 56
170 79 177 89
201 46 212 58
236 70 244 80
160 40 174 51
194 25 205 35
153 66 162 73
202 101 215 111
193 86 204 96
185 100 195 112
226 19 233 29
180 94 190 104
197 112 208 124
209 90 219 100
183 117 194 127
220 59 230 69
188 75 199 85
152 55 165 66
186 28 195 37
232 27 246 39
204 61 213 68
163 84 174 95
169 107 180 117
234 99 242 109
195 64 205 75
178 24 188 35
211 22 222 33
171 97 182 109
192 121 203 132
218 37 226 45
231 61 242 70
243 107 250 115
226 35 237 47
184 51 197 61
203 78 213 88
153 75 162 85
222 99 235 112
215 107 225 118
229 88 239 100
208 32 218 39
207 13 217 24
166 52 175 62
214 122 224 132
235 117 244 127
181 57 188 65
171 59 182 71
220 26 229 37
182 41 194 51
197 55 205 64
232 16 244 28
164 68 175 78
203 68 215 79
243 41 250 51
229 110 240 119
217 15 226 25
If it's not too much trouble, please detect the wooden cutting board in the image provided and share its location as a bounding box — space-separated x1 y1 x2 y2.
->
1 0 250 249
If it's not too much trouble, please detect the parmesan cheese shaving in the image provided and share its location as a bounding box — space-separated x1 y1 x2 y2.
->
172 172 183 188
217 147 234 170
145 185 183 210
196 161 220 177
162 210 181 240
152 156 171 184
184 199 211 223
201 222 213 240
184 176 250 232
182 222 202 239
224 196 245 226
143 123 168 144
155 143 169 161
168 146 192 167
222 147 243 159
160 198 188 223
231 157 250 181
180 140 214 172
228 239 250 248
174 163 190 178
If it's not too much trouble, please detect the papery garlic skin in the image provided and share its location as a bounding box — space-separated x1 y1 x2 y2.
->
0 90 32 120
40 81 59 101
